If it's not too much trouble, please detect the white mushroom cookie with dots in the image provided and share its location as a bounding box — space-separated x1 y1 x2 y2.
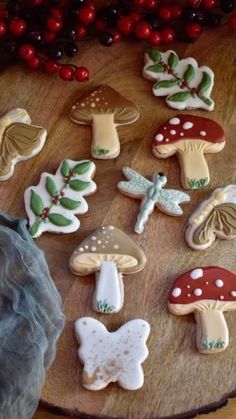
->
70 225 146 314
168 266 236 354
70 85 139 159
153 115 226 190
75 317 150 391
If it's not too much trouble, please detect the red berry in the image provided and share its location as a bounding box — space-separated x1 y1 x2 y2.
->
75 23 87 38
59 65 74 81
50 7 63 19
144 0 157 9
129 11 142 22
159 6 172 21
133 0 145 7
148 30 161 45
0 21 7 37
9 18 27 36
135 21 151 39
74 66 89 82
44 31 56 42
18 44 35 61
160 27 175 42
185 22 202 39
27 56 41 69
171 5 182 19
47 17 63 33
228 15 236 29
118 16 134 35
45 60 59 74
203 0 216 8
78 6 95 24
95 18 107 31
110 29 122 43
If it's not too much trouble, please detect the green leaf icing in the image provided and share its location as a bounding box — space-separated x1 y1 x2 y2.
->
29 222 41 237
146 63 165 73
154 80 179 89
96 300 115 313
198 71 212 94
60 197 81 210
147 48 161 62
168 91 191 102
46 176 57 197
183 64 195 82
61 160 70 177
48 213 72 226
73 161 91 175
168 52 179 69
30 190 43 216
69 179 91 191
93 146 110 156
188 178 208 189
199 95 213 107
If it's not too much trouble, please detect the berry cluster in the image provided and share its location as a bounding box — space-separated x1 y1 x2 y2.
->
0 0 235 82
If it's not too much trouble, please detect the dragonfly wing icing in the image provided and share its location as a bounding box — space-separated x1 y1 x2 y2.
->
157 189 190 215
118 167 153 197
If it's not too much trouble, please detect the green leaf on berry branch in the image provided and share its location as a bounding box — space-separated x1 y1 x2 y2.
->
199 95 213 107
30 190 44 216
146 64 165 73
147 49 161 62
198 71 212 94
60 197 81 210
29 222 41 238
48 213 72 226
168 52 179 69
167 91 192 102
73 161 91 175
183 64 195 82
46 176 58 197
61 160 70 177
69 179 91 191
154 80 179 89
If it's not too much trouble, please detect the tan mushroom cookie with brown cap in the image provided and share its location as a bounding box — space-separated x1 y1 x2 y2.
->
153 115 226 190
70 225 146 314
168 267 236 354
70 85 139 159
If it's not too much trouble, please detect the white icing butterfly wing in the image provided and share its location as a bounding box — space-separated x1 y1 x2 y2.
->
118 167 153 198
157 189 190 215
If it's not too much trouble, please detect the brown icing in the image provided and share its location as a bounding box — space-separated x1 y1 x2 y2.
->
0 123 45 176
169 266 236 304
192 204 236 245
70 85 139 124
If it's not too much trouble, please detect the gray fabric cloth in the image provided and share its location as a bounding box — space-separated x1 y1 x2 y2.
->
0 211 65 419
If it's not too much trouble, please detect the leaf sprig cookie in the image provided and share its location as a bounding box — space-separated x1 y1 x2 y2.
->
24 159 96 238
143 49 214 111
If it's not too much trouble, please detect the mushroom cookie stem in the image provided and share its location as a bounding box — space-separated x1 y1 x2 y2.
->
179 148 210 189
92 114 119 159
94 261 124 313
195 310 228 353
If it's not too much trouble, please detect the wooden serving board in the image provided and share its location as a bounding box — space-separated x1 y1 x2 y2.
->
0 27 236 419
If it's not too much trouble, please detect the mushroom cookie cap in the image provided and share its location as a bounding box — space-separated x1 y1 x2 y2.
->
153 114 226 154
70 85 140 126
70 225 146 275
168 266 236 308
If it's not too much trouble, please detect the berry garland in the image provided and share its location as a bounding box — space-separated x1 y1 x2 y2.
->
0 0 235 82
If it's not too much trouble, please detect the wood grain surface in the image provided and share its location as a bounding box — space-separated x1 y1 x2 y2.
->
0 26 235 419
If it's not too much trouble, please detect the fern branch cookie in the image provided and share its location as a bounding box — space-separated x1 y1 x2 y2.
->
0 108 47 180
186 185 236 250
142 49 214 111
70 225 146 314
24 159 96 238
153 115 226 190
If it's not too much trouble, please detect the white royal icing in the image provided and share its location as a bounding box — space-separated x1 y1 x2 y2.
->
170 130 176 135
169 117 180 125
190 269 203 280
194 288 202 296
183 122 193 130
200 131 206 136
231 291 236 297
215 279 224 288
172 287 181 298
155 134 164 142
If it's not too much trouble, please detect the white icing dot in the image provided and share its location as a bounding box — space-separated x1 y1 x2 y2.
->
91 246 97 251
166 138 169 142
183 121 193 130
108 226 115 230
91 103 96 108
170 130 176 135
180 132 184 136
200 131 206 136
95 98 100 101
169 117 180 125
187 294 191 297
194 288 202 297
113 244 119 249
97 240 102 244
187 285 191 289
220 295 224 300
102 226 105 230
215 279 224 288
231 291 236 297
172 287 181 298
164 126 167 130
72 105 76 109
105 102 108 105
79 247 84 252
91 236 97 241
81 103 85 107
190 269 203 280
84 245 89 249
155 134 164 142
102 245 105 248
91 93 95 96
206 281 209 285
105 241 108 244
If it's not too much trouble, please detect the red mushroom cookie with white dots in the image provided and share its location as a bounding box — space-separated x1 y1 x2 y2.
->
70 85 139 160
168 267 236 354
153 115 226 190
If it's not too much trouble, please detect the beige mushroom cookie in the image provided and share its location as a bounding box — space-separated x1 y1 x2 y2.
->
153 115 226 190
70 85 139 159
70 225 146 313
168 267 236 354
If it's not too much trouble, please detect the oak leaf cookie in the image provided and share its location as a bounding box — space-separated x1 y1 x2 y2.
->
142 49 214 111
118 167 190 234
75 317 150 390
186 185 236 250
24 159 96 238
0 108 47 181
153 115 226 190
69 85 139 159
70 225 146 313
168 267 236 354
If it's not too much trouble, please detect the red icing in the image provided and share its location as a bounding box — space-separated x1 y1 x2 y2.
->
168 266 236 304
153 115 226 146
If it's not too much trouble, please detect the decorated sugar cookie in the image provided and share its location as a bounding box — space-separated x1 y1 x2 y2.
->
186 185 236 250
118 167 190 234
70 85 139 159
70 225 146 313
168 267 236 354
142 49 214 111
0 108 47 180
24 159 96 238
75 317 150 390
153 115 226 190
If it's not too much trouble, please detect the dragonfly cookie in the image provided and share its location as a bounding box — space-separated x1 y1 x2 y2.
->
118 167 190 234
